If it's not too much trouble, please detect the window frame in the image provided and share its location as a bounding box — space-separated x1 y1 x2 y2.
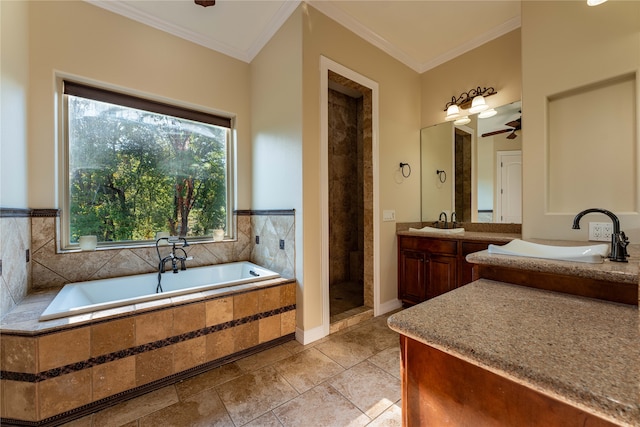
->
58 77 235 250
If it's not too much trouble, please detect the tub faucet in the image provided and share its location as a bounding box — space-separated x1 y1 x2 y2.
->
572 208 629 263
155 236 192 292
438 212 448 229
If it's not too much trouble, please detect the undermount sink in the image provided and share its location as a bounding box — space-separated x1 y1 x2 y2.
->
488 239 609 263
409 226 465 234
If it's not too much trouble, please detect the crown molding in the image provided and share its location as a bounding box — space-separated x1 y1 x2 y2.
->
85 0 520 72
86 0 298 64
418 16 521 73
246 1 302 62
308 0 423 73
86 0 251 62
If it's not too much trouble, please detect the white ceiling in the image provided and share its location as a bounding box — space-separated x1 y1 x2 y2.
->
87 0 521 73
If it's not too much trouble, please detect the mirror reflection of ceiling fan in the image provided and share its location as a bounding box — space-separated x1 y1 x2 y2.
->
195 0 215 7
481 115 522 140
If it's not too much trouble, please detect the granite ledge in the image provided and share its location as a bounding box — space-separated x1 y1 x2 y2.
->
388 280 640 426
397 230 520 243
1 277 294 335
467 241 640 285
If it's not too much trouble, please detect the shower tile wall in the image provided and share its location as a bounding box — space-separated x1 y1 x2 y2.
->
455 129 472 222
328 70 374 309
0 215 31 317
328 89 364 287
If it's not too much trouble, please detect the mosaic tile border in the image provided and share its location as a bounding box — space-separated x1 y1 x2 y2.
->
1 304 295 383
0 208 296 218
236 209 295 216
0 208 32 218
0 208 59 218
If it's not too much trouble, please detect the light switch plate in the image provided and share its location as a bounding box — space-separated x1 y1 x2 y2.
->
383 210 396 222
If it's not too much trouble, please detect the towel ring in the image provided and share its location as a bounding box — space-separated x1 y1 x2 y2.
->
399 162 411 178
436 169 447 183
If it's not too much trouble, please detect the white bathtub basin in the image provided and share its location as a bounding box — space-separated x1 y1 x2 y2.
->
487 239 609 263
39 261 280 321
409 226 465 234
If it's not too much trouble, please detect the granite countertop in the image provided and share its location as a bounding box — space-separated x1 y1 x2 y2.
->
387 280 640 426
397 229 521 243
467 241 640 285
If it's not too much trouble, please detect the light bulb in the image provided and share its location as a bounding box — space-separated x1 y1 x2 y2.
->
469 96 488 114
445 105 460 121
454 116 470 126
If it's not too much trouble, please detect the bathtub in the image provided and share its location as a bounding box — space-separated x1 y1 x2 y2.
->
39 261 280 321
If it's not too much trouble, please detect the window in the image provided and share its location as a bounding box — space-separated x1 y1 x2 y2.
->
62 80 233 248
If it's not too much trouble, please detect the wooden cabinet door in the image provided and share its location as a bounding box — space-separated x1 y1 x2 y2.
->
399 250 428 305
459 241 491 286
426 255 457 299
401 336 618 427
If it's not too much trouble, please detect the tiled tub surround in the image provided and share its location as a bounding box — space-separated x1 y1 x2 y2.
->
0 208 296 424
29 210 295 291
0 279 297 425
0 211 32 318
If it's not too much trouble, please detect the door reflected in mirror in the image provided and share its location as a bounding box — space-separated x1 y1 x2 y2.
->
421 101 522 224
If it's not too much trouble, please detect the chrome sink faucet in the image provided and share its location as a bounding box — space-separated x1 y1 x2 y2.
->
572 208 629 263
155 236 192 292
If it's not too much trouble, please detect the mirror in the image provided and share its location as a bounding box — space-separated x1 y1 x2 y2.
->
421 101 522 223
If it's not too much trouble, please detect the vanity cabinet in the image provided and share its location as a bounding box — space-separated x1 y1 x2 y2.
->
398 234 511 306
398 235 458 306
400 335 619 427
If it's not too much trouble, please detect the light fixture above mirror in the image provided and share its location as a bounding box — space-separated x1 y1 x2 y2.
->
444 86 497 123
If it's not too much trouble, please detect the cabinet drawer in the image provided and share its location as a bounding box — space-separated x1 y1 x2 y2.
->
399 236 458 255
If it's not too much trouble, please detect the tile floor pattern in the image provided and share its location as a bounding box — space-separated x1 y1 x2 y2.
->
329 280 365 318
61 313 402 427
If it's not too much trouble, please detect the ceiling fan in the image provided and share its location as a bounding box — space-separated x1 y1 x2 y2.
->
481 116 522 140
195 0 215 7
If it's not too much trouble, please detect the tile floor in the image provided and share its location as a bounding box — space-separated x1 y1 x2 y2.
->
62 312 402 427
329 281 365 318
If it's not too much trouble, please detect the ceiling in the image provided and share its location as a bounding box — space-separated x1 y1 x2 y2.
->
87 0 521 73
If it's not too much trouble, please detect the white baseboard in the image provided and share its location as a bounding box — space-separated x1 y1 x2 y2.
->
295 324 327 345
377 298 402 316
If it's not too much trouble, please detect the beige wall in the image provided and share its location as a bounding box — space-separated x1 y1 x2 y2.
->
9 0 638 338
0 0 29 208
301 5 421 330
27 1 252 209
522 1 640 242
421 29 522 129
250 8 304 328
